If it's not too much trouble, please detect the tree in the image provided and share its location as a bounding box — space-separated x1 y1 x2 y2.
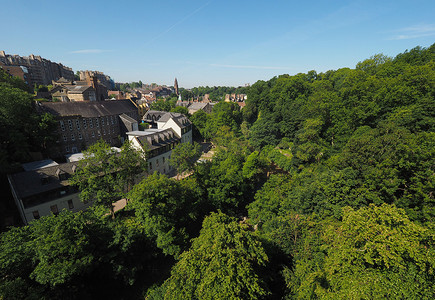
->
170 106 189 116
322 204 435 299
169 142 201 177
159 212 270 299
70 140 146 218
128 173 204 257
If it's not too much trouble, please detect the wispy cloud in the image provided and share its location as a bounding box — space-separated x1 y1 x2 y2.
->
148 1 213 44
211 64 288 70
69 49 110 54
390 24 435 40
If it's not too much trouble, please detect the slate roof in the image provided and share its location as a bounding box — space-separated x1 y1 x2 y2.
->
9 161 78 198
128 128 180 151
158 112 191 128
39 100 137 118
188 102 208 111
66 85 94 94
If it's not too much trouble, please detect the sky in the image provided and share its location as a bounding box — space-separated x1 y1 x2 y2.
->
1 0 435 88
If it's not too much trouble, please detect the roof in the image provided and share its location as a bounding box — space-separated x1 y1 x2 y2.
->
39 100 137 118
22 159 59 171
158 112 192 128
66 85 94 94
188 102 208 110
9 162 78 198
119 113 137 124
143 110 167 122
129 128 180 151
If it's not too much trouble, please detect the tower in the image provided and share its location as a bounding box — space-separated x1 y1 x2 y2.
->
174 78 179 96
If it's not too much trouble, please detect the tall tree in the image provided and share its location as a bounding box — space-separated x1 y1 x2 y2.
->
155 212 270 300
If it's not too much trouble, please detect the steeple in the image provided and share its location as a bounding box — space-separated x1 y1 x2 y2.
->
174 78 179 96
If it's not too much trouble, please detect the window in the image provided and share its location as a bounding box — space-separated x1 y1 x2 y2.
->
149 162 152 170
106 116 109 125
50 205 59 215
101 118 105 126
83 119 87 129
32 210 40 219
111 116 114 125
60 120 65 131
78 133 83 140
72 147 78 153
91 131 95 138
71 133 75 141
103 129 106 135
68 199 74 209
89 118 93 128
68 119 73 130
98 131 101 137
156 159 159 167
63 134 67 142
76 119 80 130
66 145 70 152
95 118 99 128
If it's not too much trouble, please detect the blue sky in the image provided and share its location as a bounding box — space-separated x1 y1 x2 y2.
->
2 0 435 88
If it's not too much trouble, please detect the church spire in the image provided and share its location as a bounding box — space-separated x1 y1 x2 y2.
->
174 78 179 96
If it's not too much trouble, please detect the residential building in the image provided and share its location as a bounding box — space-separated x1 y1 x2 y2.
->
0 51 74 86
127 129 180 175
187 102 213 115
143 111 192 144
79 70 115 90
7 160 90 225
37 100 139 157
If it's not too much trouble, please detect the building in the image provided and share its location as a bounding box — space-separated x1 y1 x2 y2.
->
174 78 179 96
0 61 30 84
51 76 108 102
187 102 213 115
127 129 180 175
79 70 114 90
38 100 139 157
7 160 91 225
0 51 74 86
143 111 192 144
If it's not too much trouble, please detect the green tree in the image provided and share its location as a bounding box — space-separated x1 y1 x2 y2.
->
169 141 201 177
160 212 270 299
322 204 435 299
70 140 146 218
128 173 204 257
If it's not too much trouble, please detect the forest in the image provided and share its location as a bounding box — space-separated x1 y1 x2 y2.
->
0 44 434 299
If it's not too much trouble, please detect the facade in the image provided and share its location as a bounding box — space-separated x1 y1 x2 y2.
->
38 100 139 157
0 61 30 84
7 160 91 225
51 76 108 102
0 51 74 86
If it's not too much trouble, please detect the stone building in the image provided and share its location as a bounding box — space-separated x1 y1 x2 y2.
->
0 50 74 86
38 100 139 157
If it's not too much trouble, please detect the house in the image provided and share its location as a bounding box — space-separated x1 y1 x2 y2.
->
156 112 192 144
50 76 108 102
187 102 213 115
7 160 91 225
127 128 180 175
37 100 139 157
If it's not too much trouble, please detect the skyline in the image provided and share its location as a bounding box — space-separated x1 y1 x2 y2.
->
2 0 435 88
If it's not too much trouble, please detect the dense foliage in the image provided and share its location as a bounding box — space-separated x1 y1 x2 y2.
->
0 69 57 172
1 44 434 299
